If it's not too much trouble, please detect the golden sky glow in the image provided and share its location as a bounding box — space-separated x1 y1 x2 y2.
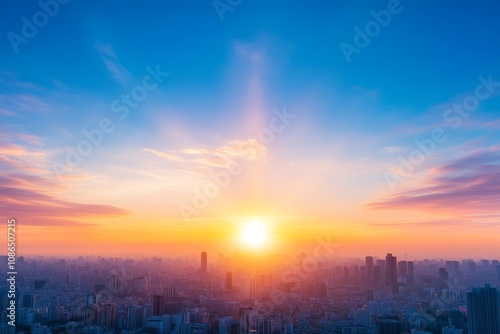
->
3 3 500 260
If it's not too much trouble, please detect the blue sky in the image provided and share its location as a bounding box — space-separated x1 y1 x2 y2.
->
1 1 500 257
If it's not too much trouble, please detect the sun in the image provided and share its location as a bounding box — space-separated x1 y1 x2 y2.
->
238 218 270 250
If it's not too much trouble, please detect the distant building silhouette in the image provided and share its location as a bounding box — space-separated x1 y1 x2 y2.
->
97 303 116 328
22 293 35 309
365 256 374 282
257 319 274 334
226 271 232 291
376 259 385 283
496 265 500 286
397 260 407 278
438 267 449 291
377 317 402 334
152 295 164 316
201 251 207 273
407 261 414 284
243 277 256 299
467 284 500 334
385 253 398 294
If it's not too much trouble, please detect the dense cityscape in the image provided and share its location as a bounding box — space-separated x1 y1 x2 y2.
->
1 251 499 334
3 1 500 334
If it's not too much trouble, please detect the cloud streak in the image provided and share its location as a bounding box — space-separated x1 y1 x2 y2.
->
94 42 131 85
0 174 128 226
145 138 267 169
0 131 129 226
368 147 500 218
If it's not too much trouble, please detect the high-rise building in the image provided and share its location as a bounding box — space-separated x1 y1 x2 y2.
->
127 306 142 330
446 260 460 278
385 254 398 294
373 265 382 282
146 315 171 334
467 284 500 334
377 317 402 334
226 271 233 291
201 252 208 273
257 319 274 334
342 266 350 283
438 267 449 289
496 265 500 285
442 326 463 334
165 286 176 300
22 293 35 309
376 259 386 282
397 260 408 278
97 303 116 328
228 321 241 334
152 295 164 316
407 261 414 284
365 256 374 281
243 278 256 299
467 260 477 273
239 307 256 334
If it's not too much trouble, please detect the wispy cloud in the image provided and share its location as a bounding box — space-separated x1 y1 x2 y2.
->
381 146 405 154
0 171 129 226
233 41 263 62
145 138 267 169
368 147 500 217
0 129 129 226
0 108 15 116
0 140 48 174
94 42 131 85
0 93 51 115
144 148 184 163
366 218 500 229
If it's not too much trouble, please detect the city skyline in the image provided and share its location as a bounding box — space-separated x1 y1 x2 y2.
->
2 1 500 259
1 249 499 333
3 2 500 333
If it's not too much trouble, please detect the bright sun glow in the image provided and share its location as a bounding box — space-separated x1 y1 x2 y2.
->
239 219 270 249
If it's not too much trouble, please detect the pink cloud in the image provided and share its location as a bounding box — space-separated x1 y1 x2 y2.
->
368 147 500 218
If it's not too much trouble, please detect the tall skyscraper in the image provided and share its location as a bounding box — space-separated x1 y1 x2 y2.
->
397 260 408 278
407 261 414 284
373 265 382 282
165 286 176 300
438 267 449 290
467 260 477 273
257 319 274 334
152 295 164 316
376 259 386 282
496 265 500 286
226 271 232 291
365 256 374 281
385 253 398 294
467 284 500 334
243 277 256 299
201 251 207 273
377 317 402 334
22 293 35 309
239 307 256 334
97 303 116 328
